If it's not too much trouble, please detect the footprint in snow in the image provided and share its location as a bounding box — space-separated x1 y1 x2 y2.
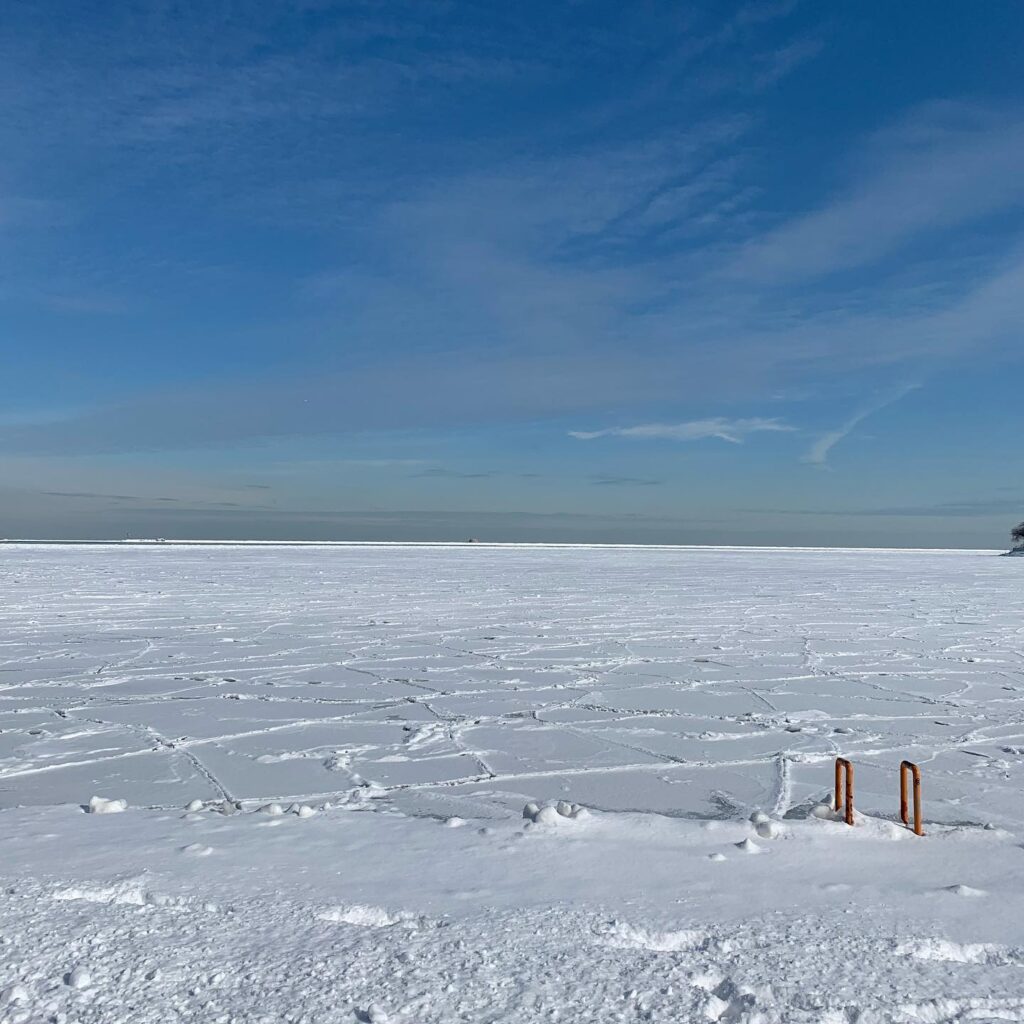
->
0 983 30 1006
356 1005 390 1024
180 843 214 857
64 967 92 990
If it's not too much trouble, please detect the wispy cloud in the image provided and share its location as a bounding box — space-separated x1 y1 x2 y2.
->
752 37 824 90
412 467 493 479
590 474 663 486
747 496 1024 518
570 418 794 444
727 103 1024 284
35 488 273 511
803 384 920 466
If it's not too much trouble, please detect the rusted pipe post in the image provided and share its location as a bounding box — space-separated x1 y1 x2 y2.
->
834 757 854 826
900 760 924 836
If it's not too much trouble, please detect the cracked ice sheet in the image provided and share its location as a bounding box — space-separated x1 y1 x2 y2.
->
0 749 219 808
2 543 1024 827
0 718 150 776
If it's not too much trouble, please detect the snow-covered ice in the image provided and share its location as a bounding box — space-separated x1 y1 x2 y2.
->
2 541 1024 1022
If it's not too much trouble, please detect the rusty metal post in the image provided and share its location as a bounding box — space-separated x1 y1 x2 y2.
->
900 760 924 836
834 757 854 825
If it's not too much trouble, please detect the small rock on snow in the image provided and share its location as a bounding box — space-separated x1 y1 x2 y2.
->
734 838 762 854
185 799 204 812
556 800 574 817
296 805 317 818
708 852 727 862
755 820 779 840
259 803 285 816
444 816 465 828
749 810 770 825
523 802 540 820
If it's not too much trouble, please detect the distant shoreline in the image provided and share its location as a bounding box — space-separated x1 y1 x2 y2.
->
0 538 1006 554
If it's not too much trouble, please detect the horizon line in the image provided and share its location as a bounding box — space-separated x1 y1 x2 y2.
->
0 538 1006 555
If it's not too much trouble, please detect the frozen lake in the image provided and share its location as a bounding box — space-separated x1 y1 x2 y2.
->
6 543 1024 1023
4 542 1023 827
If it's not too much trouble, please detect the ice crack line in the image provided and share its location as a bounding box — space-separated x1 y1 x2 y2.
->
770 752 792 817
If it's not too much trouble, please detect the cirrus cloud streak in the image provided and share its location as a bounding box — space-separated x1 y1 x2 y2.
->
568 418 794 444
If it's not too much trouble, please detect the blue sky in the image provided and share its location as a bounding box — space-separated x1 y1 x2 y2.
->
2 1 1023 545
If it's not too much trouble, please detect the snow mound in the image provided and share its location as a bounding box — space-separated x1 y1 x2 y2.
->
523 800 590 825
180 843 214 857
896 939 1014 964
942 883 987 897
52 881 148 906
317 905 415 928
87 795 127 814
533 805 562 826
603 921 709 952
